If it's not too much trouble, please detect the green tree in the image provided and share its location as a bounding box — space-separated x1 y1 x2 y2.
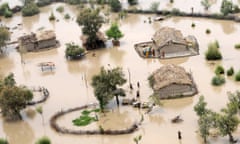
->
65 42 85 59
0 27 10 54
22 0 40 16
91 67 126 111
109 0 122 12
0 138 8 144
194 96 208 117
106 23 124 46
220 0 233 15
35 136 51 144
76 8 105 50
0 3 13 18
0 74 33 121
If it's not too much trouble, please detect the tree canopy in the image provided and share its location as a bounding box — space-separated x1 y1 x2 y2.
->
0 73 33 121
91 67 126 111
109 0 122 12
76 8 105 50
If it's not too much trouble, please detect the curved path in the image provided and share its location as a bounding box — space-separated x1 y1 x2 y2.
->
50 104 141 135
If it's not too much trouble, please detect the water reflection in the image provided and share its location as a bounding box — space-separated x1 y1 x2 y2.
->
22 15 40 32
159 57 189 65
3 121 35 144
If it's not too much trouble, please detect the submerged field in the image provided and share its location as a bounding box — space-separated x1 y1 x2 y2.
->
0 1 240 144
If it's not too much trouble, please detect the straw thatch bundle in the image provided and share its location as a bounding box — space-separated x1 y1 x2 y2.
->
152 64 192 90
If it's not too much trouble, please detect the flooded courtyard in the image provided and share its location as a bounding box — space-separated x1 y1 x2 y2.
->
0 1 240 144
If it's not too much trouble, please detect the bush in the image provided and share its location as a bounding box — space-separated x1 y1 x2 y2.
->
206 29 211 34
22 0 40 16
35 136 51 144
65 42 85 59
72 109 99 126
65 0 81 5
148 75 155 88
191 23 195 28
235 71 240 81
213 40 219 48
205 43 222 60
234 43 240 49
227 67 234 76
106 23 124 41
0 138 8 144
215 65 225 75
64 13 70 19
211 75 225 86
171 8 182 16
170 0 174 3
0 3 13 18
221 0 233 15
56 6 64 13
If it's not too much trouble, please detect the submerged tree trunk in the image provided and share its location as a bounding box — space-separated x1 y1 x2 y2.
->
115 95 120 106
228 133 235 143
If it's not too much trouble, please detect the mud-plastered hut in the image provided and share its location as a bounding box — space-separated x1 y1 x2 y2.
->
18 30 58 52
135 27 199 59
149 64 197 99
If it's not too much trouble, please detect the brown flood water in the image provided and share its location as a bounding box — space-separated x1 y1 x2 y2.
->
0 3 240 144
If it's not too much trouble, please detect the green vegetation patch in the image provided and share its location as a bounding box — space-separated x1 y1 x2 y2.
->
72 108 100 126
211 75 225 86
205 42 222 60
56 6 64 13
0 138 8 144
227 67 234 76
235 71 240 81
215 65 225 75
35 136 51 144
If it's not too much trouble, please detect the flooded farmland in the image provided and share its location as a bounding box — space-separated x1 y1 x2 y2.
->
0 1 240 144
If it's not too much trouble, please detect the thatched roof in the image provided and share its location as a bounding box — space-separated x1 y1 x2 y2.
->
18 33 37 45
36 30 56 41
152 64 192 90
152 27 186 47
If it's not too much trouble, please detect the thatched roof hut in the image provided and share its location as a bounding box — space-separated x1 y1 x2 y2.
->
150 64 197 99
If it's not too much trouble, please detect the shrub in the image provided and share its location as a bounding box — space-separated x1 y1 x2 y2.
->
211 75 225 86
64 13 70 19
205 43 222 60
0 3 13 18
65 0 81 5
106 23 124 41
35 136 51 144
72 109 99 126
170 0 174 3
206 29 211 34
227 67 234 76
65 42 85 59
0 138 8 144
221 0 233 15
234 43 240 49
191 22 196 28
49 12 55 21
56 6 64 13
235 71 240 81
215 65 225 75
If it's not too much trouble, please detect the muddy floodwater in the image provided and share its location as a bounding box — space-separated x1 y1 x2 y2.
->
0 2 240 144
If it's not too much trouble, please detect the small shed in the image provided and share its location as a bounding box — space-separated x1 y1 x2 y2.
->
150 64 197 99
